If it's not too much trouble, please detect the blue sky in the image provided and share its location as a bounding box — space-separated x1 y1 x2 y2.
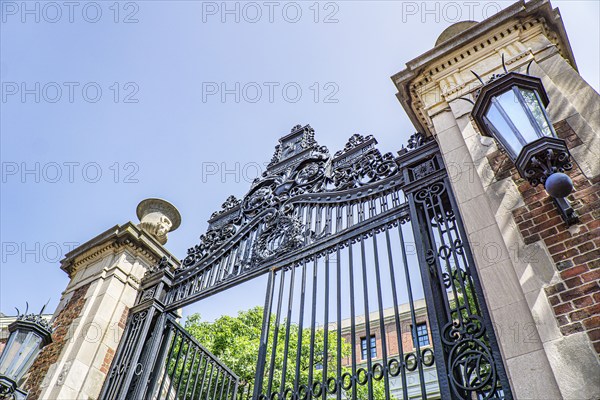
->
1 0 599 322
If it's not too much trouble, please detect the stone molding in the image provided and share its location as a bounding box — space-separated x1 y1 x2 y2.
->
60 222 179 278
392 0 577 136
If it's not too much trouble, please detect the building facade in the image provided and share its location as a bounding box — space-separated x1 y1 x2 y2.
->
1 0 598 399
340 299 440 399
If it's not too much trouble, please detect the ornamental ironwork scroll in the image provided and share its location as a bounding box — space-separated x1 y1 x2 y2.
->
403 146 512 400
168 125 408 310
100 125 512 400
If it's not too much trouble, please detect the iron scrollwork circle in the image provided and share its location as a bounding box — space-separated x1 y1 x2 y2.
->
387 358 401 377
297 384 309 400
326 376 337 394
405 353 418 371
311 381 323 397
341 372 353 390
268 392 280 400
422 348 435 366
356 368 369 385
283 387 294 400
448 338 497 399
372 362 384 381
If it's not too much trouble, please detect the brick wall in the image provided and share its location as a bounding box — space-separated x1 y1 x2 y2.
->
486 119 600 354
23 284 90 399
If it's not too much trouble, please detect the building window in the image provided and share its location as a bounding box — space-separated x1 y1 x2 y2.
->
361 335 376 359
413 323 429 348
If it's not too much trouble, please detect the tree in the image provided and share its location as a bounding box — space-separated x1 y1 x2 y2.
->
184 307 386 399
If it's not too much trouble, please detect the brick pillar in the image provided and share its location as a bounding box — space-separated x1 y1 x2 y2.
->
392 1 599 399
22 200 181 400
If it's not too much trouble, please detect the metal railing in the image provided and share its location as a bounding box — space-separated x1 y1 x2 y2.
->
149 319 239 400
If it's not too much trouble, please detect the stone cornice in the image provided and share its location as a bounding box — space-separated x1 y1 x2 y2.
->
60 222 180 278
392 0 577 135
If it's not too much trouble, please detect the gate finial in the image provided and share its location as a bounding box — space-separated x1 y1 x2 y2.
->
136 198 181 244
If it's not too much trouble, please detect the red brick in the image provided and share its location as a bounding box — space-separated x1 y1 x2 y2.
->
552 248 579 262
583 316 600 330
524 233 541 245
535 215 564 231
574 249 600 266
560 282 600 302
560 265 589 280
581 269 600 283
589 329 600 341
573 185 600 200
548 243 566 255
560 322 583 335
565 276 583 288
518 219 534 231
553 302 573 315
528 202 555 216
577 242 596 254
513 207 528 218
569 304 600 321
587 219 600 231
545 231 572 247
522 187 539 199
545 282 566 296
573 296 594 308
548 295 561 306
565 232 596 248
540 227 558 239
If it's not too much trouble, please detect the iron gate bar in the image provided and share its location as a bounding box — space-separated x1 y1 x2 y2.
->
174 170 407 283
148 318 239 400
443 176 513 399
335 246 342 400
397 223 429 398
307 257 318 397
293 260 307 395
253 269 275 400
384 227 408 399
165 202 411 311
372 228 391 400
322 253 330 400
359 236 374 399
347 238 357 400
100 127 513 400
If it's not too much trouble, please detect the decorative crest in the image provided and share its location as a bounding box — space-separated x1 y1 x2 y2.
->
181 125 422 270
210 195 241 219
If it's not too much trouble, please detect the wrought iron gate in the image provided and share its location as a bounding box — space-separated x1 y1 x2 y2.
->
99 125 512 400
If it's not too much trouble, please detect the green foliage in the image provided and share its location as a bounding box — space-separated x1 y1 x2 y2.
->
184 307 387 399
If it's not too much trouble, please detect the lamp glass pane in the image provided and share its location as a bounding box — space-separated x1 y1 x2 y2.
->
485 100 523 158
12 333 42 381
0 330 28 376
1 331 42 381
494 89 540 144
520 88 554 137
